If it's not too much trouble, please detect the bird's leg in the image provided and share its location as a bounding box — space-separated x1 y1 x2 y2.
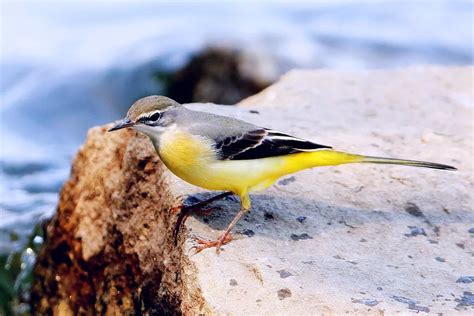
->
171 191 233 214
173 191 233 245
194 195 250 254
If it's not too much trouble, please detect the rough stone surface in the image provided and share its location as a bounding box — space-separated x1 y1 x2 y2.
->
32 66 473 315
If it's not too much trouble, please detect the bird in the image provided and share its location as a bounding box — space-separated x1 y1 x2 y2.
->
108 95 456 253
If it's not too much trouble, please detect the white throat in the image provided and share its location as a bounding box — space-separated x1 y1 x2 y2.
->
132 123 176 146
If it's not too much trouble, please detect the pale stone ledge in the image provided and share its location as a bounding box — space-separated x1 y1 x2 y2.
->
32 66 473 315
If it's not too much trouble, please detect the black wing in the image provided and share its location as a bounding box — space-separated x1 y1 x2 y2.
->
215 129 332 160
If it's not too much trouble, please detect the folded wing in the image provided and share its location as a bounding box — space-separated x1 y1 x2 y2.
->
215 128 332 160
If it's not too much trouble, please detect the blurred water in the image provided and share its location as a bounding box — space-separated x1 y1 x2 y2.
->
0 1 473 254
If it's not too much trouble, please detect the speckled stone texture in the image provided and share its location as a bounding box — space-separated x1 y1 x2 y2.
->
32 66 473 315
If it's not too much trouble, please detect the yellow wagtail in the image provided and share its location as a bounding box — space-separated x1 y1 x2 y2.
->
109 95 456 253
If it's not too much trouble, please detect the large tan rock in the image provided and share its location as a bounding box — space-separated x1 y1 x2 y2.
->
32 66 473 315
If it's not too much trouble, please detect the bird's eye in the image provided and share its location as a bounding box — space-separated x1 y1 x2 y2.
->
148 112 161 121
138 112 161 124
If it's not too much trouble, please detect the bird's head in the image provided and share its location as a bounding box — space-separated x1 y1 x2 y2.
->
108 95 180 137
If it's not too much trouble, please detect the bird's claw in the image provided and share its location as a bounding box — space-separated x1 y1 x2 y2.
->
170 205 183 214
191 234 233 254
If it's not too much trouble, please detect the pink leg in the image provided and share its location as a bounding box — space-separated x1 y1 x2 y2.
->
193 205 248 254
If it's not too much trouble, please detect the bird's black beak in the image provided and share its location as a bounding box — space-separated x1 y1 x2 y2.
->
108 118 134 132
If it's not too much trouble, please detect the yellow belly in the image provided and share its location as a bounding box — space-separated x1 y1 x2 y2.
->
155 130 285 195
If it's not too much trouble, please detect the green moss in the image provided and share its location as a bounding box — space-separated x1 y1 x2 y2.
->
0 222 45 316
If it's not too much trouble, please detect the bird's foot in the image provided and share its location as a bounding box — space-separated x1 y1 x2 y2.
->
170 205 183 214
192 233 233 254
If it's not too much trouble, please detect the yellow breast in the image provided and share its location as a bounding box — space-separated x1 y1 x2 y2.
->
156 129 213 185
